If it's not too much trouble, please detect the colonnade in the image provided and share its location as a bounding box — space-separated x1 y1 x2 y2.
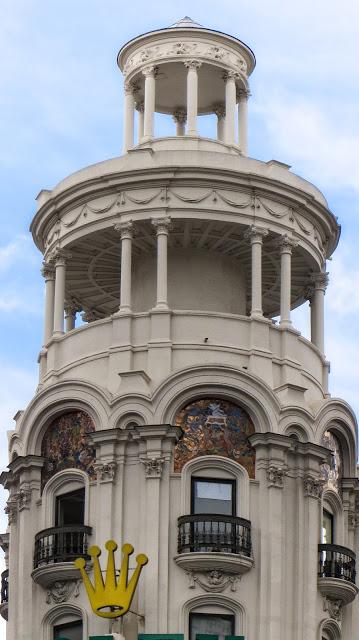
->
123 63 249 153
41 223 327 354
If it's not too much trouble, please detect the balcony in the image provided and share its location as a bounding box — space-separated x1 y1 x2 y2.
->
318 544 359 604
31 525 92 587
174 515 254 574
0 569 8 621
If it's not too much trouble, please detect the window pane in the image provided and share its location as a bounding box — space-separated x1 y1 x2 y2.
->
56 488 85 526
322 510 334 544
190 613 234 640
53 620 82 640
193 479 234 516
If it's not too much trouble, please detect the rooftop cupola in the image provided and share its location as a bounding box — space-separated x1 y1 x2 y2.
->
117 17 255 154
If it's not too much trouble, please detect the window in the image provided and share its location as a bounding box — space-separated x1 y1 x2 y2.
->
53 620 82 640
192 478 235 516
189 612 234 640
56 488 85 526
322 509 334 544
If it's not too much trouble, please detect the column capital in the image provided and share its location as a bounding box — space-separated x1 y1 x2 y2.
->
135 101 144 113
124 79 140 95
114 219 134 239
310 271 329 291
142 65 159 78
212 103 226 119
151 216 172 235
276 233 298 254
53 248 72 266
81 308 98 323
223 70 240 81
64 300 79 316
184 59 202 69
41 261 55 280
267 464 286 489
173 108 187 124
303 474 325 500
244 224 268 243
236 87 251 101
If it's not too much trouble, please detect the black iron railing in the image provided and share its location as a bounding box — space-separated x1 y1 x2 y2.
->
318 544 356 584
33 525 92 569
1 570 8 604
178 514 252 556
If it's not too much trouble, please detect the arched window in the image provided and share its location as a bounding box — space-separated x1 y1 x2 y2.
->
174 398 255 476
41 411 96 491
320 431 343 494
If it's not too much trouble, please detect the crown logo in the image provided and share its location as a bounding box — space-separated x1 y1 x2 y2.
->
74 540 148 618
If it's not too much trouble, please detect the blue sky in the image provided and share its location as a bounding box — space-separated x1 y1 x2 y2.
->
0 1 359 635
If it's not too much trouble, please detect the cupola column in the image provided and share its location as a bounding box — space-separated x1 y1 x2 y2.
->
278 235 297 328
114 220 134 313
152 217 171 310
64 301 78 332
184 60 201 136
143 66 157 141
213 104 225 141
310 272 328 353
224 71 238 145
53 250 70 337
136 102 145 142
237 88 249 155
123 81 135 152
245 225 268 318
41 262 55 344
173 109 187 136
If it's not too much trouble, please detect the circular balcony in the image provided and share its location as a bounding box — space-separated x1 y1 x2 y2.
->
318 543 359 604
32 525 92 588
0 569 8 621
174 514 254 574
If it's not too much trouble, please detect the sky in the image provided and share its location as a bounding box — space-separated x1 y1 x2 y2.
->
0 0 359 636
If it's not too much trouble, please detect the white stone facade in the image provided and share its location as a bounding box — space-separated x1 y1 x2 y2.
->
1 16 358 640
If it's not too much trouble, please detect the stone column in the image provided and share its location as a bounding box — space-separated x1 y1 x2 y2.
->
237 88 249 155
213 103 225 141
136 102 145 142
142 66 157 141
277 235 297 328
114 220 134 313
152 216 171 310
173 109 187 136
184 60 201 136
245 225 268 318
310 272 329 353
41 261 55 344
123 81 135 152
53 250 70 337
224 71 238 145
64 301 78 332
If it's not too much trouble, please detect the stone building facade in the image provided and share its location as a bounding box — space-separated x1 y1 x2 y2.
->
0 16 358 640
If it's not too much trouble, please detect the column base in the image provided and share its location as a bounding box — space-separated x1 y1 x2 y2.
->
52 330 64 338
279 320 292 329
114 306 132 316
152 303 169 311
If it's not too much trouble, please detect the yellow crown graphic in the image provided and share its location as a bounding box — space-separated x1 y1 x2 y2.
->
74 540 148 618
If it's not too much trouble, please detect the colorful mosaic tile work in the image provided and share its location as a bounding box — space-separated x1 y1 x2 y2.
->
174 398 256 476
41 410 96 490
320 430 342 493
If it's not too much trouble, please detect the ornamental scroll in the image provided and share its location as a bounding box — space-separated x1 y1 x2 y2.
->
174 398 255 476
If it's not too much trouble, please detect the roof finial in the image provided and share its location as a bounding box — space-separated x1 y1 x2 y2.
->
169 16 204 29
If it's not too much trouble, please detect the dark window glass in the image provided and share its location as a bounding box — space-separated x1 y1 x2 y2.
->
55 488 85 526
322 509 334 544
189 612 234 640
192 478 235 516
53 620 82 640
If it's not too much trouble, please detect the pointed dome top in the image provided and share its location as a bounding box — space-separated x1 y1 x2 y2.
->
169 16 204 29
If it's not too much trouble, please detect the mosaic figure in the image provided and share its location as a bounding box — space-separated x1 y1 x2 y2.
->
174 398 256 476
320 430 342 493
41 410 96 490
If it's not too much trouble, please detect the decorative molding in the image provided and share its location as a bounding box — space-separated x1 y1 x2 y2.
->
5 498 18 525
140 456 165 478
46 579 80 604
186 569 240 593
348 511 357 531
94 461 117 482
323 596 343 622
267 465 285 489
17 485 32 511
303 475 325 499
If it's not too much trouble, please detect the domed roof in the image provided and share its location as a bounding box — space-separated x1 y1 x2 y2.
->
169 16 204 28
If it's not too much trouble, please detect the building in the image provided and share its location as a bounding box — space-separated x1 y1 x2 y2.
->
0 15 358 640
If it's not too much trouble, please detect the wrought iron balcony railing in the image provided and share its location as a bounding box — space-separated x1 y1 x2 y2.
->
33 525 92 569
318 544 356 584
177 514 252 556
1 570 8 604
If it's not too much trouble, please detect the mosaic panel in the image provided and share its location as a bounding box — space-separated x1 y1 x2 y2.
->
174 398 256 476
41 410 96 490
320 430 342 493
